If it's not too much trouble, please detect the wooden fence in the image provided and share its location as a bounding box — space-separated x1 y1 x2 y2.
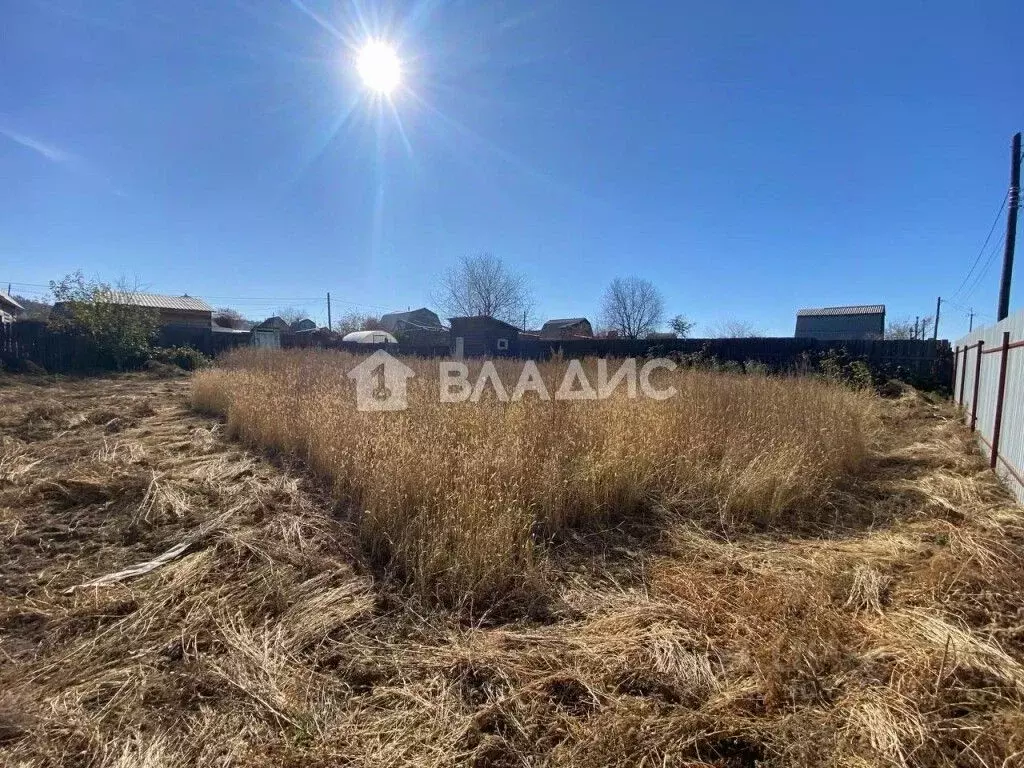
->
279 330 951 389
1 319 953 389
0 321 250 373
522 336 950 384
1 321 96 372
953 308 1024 503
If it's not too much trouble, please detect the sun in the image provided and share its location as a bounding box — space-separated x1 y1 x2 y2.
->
356 41 401 95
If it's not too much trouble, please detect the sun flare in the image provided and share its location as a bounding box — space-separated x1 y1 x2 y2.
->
356 41 401 95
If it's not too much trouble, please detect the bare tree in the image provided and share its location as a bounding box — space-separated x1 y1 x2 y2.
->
333 312 383 335
435 253 534 326
708 319 761 338
599 277 665 339
886 316 932 340
275 306 310 325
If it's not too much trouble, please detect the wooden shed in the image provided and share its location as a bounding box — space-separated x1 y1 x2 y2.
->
449 316 520 357
539 317 593 340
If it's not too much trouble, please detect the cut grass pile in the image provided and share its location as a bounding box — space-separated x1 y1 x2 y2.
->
193 349 878 608
1 370 1023 767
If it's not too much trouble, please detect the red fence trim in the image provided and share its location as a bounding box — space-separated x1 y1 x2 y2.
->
975 431 1024 490
990 331 1012 470
970 339 984 431
982 338 1024 354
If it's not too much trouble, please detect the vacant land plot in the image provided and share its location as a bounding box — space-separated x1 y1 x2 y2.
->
1 365 1023 767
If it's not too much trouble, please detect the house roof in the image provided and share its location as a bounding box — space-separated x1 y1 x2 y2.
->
0 292 24 312
381 307 438 320
449 315 521 331
254 316 289 330
103 291 213 313
380 308 443 331
796 304 885 318
541 318 589 329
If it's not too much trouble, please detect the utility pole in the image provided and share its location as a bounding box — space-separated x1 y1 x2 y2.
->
327 293 332 330
914 316 920 340
933 296 941 341
997 132 1020 321
969 308 975 332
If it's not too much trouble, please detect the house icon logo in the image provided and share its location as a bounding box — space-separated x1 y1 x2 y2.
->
347 350 415 411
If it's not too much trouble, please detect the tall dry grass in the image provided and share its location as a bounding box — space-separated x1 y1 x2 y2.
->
4 373 1024 767
193 349 878 607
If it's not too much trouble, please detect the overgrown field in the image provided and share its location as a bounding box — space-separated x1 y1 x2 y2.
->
194 349 878 609
2 366 1024 767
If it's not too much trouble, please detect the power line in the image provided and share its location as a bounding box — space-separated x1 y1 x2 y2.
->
951 190 1008 302
0 280 396 313
961 232 1007 302
942 296 993 319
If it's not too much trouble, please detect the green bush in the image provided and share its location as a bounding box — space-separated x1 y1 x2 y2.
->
152 346 210 371
48 272 160 371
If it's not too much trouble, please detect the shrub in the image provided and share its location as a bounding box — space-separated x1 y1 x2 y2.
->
48 271 160 371
152 345 210 371
5 358 47 375
143 359 187 378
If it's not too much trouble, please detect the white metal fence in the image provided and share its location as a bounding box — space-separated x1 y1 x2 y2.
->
953 308 1024 503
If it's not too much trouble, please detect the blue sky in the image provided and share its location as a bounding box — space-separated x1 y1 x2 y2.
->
1 0 1020 338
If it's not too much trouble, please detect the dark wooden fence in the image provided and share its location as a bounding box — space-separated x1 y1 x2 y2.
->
1 321 96 372
523 336 951 384
278 329 951 389
0 321 251 373
2 320 952 388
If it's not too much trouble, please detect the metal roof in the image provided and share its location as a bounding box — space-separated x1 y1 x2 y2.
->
0 292 24 311
796 304 885 318
103 291 213 312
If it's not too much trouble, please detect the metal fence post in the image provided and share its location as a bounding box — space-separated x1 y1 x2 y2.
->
959 343 970 406
952 345 960 400
991 331 1011 470
970 340 984 431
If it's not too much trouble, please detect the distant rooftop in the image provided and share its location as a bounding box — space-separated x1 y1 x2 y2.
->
542 317 589 328
796 304 885 318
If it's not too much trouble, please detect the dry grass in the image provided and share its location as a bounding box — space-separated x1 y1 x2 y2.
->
193 349 877 609
1 366 1023 767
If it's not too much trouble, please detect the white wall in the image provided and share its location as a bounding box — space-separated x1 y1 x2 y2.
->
954 308 1024 503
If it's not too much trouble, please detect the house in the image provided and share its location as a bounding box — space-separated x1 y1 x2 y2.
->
539 317 593 340
0 292 24 324
795 305 885 341
54 291 213 329
449 316 520 357
646 332 678 340
291 318 317 332
254 316 290 332
379 308 443 334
